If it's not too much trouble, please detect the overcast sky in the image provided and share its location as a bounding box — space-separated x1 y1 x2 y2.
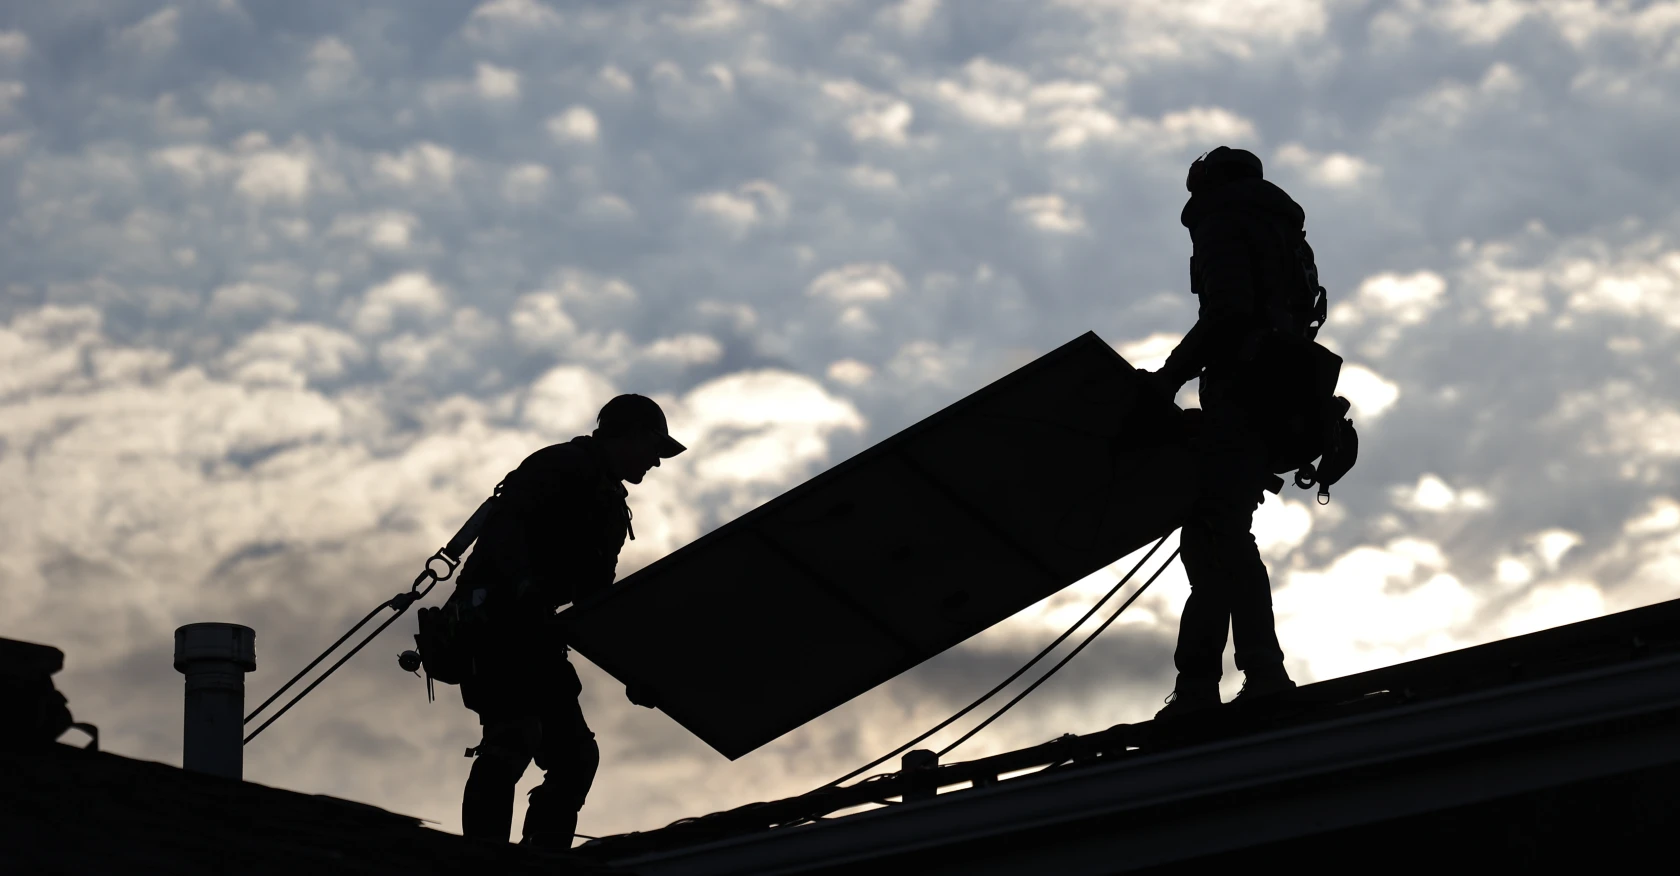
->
5 0 1680 843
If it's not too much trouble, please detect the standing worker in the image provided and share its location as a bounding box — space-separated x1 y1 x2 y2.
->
457 394 685 848
1145 147 1321 718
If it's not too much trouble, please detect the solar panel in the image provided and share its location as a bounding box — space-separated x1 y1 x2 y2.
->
563 332 1196 759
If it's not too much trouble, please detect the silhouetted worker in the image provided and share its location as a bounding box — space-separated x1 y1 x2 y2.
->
1146 147 1307 718
457 394 685 848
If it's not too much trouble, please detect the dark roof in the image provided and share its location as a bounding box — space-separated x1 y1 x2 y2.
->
0 743 618 875
572 595 1680 874
12 601 1679 874
0 637 63 677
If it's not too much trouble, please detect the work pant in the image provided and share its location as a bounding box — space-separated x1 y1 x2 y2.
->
1173 399 1286 682
460 657 599 848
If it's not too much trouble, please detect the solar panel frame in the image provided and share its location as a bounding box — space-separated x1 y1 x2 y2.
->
564 331 1194 759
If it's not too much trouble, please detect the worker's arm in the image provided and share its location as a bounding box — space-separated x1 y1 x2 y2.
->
1158 210 1260 390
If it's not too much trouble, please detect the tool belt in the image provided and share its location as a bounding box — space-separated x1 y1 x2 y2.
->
413 588 488 687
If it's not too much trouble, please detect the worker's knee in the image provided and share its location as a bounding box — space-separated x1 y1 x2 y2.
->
577 734 600 792
531 739 598 812
472 716 541 777
533 732 599 799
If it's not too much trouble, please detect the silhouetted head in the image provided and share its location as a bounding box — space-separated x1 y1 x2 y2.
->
593 394 686 484
1186 146 1263 194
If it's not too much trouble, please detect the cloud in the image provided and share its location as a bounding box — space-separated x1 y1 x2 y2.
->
501 163 550 205
306 37 359 92
221 323 365 387
352 272 449 335
878 0 942 35
682 370 866 488
235 149 312 205
328 211 419 251
1114 333 1181 371
1274 538 1476 680
548 106 600 143
523 365 616 436
641 333 724 368
1393 473 1491 514
1012 194 1087 234
933 59 1030 128
208 282 297 321
0 81 23 115
690 180 790 235
475 63 521 101
1335 271 1446 326
470 0 563 28
822 80 915 144
1336 363 1400 420
117 7 181 57
0 29 29 62
1275 143 1380 188
509 292 577 348
373 142 458 188
807 263 906 304
826 359 874 386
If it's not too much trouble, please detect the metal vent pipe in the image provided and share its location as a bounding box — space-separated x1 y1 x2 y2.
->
173 623 256 779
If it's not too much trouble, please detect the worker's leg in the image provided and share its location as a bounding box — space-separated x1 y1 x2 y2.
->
521 663 599 850
1199 399 1287 679
1200 488 1283 674
461 714 539 843
1173 503 1234 686
1169 403 1282 703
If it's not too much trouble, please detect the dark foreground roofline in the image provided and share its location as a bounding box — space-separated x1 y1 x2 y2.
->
579 596 1680 873
0 743 618 875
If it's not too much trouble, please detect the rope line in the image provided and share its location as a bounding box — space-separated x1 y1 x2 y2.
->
244 603 389 726
816 532 1174 792
243 595 427 744
242 550 459 745
936 546 1181 759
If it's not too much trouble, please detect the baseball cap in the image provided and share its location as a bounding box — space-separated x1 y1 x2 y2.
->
597 394 687 458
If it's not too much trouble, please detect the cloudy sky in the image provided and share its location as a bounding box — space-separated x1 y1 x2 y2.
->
6 0 1680 843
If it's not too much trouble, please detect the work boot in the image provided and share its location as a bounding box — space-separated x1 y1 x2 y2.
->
1154 676 1222 720
1232 664 1295 705
520 784 579 852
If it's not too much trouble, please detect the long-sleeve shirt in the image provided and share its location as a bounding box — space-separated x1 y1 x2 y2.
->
1160 177 1308 391
462 435 632 636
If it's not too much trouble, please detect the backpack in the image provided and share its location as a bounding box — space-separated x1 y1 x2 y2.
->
1235 217 1359 504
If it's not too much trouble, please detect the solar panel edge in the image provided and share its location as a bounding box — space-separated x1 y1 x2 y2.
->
564 330 1170 759
580 331 1122 616
690 523 1180 760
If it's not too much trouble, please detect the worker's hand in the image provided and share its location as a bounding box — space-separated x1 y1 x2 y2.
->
625 682 661 710
1138 369 1181 404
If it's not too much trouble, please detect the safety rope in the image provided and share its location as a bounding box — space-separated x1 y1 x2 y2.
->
815 532 1175 792
242 550 458 744
935 545 1181 759
243 494 500 745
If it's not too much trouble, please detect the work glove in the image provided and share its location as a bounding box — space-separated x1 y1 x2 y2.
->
625 682 661 710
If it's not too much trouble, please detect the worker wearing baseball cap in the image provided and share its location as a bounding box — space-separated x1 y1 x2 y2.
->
454 394 685 849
